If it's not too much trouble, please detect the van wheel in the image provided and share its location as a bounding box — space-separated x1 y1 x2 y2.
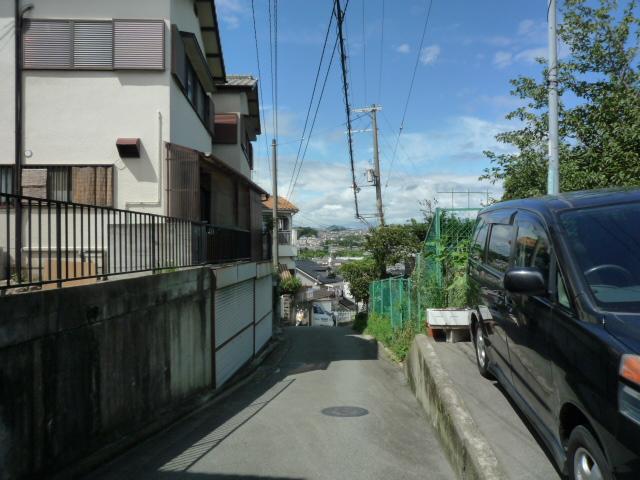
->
473 322 492 379
568 426 612 480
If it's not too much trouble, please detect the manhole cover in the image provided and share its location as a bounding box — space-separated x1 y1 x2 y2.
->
321 406 369 417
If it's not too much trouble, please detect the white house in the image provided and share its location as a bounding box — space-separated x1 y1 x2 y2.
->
262 196 299 272
0 0 273 275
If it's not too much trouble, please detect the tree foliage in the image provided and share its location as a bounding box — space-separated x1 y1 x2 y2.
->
482 0 640 199
280 276 302 295
340 258 378 304
365 224 424 277
297 227 318 238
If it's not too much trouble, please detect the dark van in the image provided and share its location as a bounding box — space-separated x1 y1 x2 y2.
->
468 189 640 480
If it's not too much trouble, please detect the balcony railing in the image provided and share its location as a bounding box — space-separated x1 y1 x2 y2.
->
278 230 291 245
0 193 270 290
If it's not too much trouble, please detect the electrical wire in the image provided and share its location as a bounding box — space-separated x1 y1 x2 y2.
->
251 0 271 176
377 0 385 102
285 6 336 199
385 0 434 188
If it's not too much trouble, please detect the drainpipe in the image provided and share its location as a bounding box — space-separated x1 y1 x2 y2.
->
14 1 33 283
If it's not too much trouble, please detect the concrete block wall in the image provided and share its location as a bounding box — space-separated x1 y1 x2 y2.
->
0 261 274 479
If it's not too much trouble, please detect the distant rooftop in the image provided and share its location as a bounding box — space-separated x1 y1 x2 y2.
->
296 260 343 285
223 75 258 88
262 196 299 213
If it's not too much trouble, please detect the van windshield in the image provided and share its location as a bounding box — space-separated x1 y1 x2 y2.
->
560 202 640 312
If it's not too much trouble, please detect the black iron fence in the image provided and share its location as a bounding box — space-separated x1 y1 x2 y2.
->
0 193 270 290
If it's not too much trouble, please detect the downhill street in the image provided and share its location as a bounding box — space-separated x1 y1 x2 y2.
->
90 327 454 480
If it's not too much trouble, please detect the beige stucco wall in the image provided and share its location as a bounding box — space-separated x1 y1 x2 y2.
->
212 91 252 177
1 0 217 215
0 4 16 165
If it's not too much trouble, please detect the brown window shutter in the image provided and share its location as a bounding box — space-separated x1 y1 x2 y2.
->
72 167 97 204
94 166 113 207
214 114 238 144
165 143 200 221
114 20 165 70
171 24 187 88
22 168 47 199
23 20 72 69
73 22 113 69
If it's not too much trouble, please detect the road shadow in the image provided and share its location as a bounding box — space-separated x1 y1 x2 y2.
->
88 326 377 479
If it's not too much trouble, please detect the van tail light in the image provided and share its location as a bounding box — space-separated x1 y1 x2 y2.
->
620 355 640 385
619 355 640 426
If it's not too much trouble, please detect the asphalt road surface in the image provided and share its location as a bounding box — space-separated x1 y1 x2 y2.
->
90 326 455 480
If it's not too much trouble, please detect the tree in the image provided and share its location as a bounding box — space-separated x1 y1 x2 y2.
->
297 227 318 238
482 0 640 199
340 259 378 304
280 276 302 295
365 225 422 278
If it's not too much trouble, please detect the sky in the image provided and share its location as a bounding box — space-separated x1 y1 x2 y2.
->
215 0 556 228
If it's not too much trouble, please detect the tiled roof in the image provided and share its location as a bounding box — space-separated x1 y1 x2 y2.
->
296 260 343 285
223 75 257 88
262 196 299 213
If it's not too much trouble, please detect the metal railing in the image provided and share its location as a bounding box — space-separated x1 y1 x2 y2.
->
278 230 292 245
0 193 270 290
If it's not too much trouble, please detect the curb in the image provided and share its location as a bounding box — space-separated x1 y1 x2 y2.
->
405 334 507 480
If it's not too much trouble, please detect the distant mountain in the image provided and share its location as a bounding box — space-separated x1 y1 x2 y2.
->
327 225 347 231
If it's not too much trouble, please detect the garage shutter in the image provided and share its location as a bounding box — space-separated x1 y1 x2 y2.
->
23 20 72 69
73 22 113 69
114 20 165 70
214 280 254 348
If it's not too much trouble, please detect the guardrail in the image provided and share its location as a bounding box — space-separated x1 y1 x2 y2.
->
0 193 270 290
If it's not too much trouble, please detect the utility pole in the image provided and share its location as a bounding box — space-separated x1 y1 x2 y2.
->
271 139 279 270
547 0 560 195
353 104 384 225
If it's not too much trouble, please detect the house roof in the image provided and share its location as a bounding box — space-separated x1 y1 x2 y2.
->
262 196 299 213
217 75 261 136
296 260 343 285
195 0 227 82
339 297 357 311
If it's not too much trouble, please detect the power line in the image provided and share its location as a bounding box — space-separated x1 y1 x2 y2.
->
377 0 385 102
285 6 336 199
381 110 420 188
385 0 434 188
288 35 340 200
362 0 367 104
251 0 271 176
334 0 361 221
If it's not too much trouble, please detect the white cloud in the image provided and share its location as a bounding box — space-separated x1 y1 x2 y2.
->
216 0 245 29
485 36 513 47
493 51 513 68
396 43 411 54
514 47 547 64
517 19 536 36
420 45 441 65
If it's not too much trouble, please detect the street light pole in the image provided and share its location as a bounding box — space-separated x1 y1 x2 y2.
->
547 0 560 195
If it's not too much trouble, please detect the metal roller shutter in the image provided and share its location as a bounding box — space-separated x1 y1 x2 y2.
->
23 20 72 69
255 275 272 322
114 20 165 70
73 22 113 69
214 280 254 348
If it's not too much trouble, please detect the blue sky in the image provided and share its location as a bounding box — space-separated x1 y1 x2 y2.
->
216 0 556 227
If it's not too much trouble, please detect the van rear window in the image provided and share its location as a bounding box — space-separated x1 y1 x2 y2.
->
487 224 513 272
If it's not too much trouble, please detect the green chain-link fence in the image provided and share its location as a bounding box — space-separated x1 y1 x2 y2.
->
369 207 480 330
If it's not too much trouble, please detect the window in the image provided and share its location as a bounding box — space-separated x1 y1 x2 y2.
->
22 166 113 207
0 166 14 195
487 224 513 272
557 270 571 309
514 216 550 281
23 19 164 71
470 217 488 262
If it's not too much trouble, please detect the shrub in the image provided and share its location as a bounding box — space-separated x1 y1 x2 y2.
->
280 276 302 295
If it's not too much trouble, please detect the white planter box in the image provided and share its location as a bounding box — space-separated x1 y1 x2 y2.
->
427 308 472 327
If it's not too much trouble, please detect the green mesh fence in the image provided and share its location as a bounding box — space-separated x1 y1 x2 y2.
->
369 207 480 330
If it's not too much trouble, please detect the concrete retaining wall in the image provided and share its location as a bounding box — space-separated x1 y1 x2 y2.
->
0 262 273 479
405 335 506 480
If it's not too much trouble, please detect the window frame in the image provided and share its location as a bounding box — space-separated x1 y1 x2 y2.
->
486 223 515 274
469 216 489 264
513 211 552 284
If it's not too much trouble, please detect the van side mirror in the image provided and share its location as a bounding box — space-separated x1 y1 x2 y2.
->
504 267 546 296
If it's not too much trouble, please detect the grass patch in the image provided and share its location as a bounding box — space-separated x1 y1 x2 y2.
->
356 313 419 362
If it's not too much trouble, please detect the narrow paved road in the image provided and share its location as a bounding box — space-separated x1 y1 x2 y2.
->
90 327 454 480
